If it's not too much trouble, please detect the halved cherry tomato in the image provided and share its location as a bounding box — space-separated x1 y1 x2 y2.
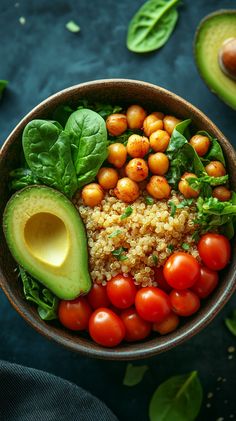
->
170 289 200 317
192 266 219 298
87 284 110 309
163 252 200 290
135 287 171 323
153 312 180 335
58 297 92 331
89 308 125 347
154 267 172 293
106 274 137 309
120 307 151 342
198 233 231 270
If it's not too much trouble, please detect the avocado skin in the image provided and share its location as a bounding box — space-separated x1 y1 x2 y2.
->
194 10 236 110
3 185 91 300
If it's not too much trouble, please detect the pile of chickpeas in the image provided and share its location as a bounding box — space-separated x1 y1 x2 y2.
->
81 105 231 207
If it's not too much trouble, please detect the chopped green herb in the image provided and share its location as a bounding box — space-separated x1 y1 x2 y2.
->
182 242 190 251
112 247 128 261
167 244 174 252
177 198 194 208
123 363 149 387
0 80 8 99
169 201 177 217
225 310 236 336
66 20 81 33
145 196 155 205
121 206 133 220
108 229 123 238
152 254 158 265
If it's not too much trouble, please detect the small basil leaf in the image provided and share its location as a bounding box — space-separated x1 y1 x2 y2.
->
123 364 149 387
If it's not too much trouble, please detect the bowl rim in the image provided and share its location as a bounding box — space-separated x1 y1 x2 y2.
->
1 78 236 360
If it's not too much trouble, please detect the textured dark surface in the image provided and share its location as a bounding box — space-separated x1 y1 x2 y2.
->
0 1 236 420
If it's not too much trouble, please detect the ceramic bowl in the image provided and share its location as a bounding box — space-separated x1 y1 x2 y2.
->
0 79 236 360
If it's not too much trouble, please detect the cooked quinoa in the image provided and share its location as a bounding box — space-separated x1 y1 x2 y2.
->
75 191 199 287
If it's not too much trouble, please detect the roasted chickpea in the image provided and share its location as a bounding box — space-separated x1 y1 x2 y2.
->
163 115 181 135
152 111 165 120
148 152 169 175
107 143 127 168
106 113 127 136
82 183 104 207
146 176 171 199
97 167 119 190
127 134 150 158
178 172 199 198
114 177 139 203
125 158 149 182
143 114 163 137
126 105 147 129
189 134 210 157
149 130 170 152
205 161 226 177
212 186 232 201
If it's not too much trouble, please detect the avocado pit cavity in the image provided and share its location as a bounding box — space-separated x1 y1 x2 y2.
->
218 37 236 80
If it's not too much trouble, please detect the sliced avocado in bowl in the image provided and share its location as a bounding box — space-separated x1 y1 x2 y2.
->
194 10 236 109
3 185 91 300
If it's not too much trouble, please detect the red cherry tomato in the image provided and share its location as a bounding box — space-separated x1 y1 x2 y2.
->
154 267 172 293
198 233 231 270
170 289 200 317
87 283 110 309
58 297 92 331
89 308 125 347
153 312 180 335
120 307 152 342
192 266 219 298
163 252 200 290
106 274 137 309
135 287 171 323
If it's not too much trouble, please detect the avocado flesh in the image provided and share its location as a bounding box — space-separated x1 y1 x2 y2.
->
3 186 91 300
195 11 236 109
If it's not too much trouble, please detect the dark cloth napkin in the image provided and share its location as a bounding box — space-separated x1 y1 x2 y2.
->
0 360 118 421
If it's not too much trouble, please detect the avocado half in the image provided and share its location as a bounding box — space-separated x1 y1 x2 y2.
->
194 10 236 109
3 186 91 300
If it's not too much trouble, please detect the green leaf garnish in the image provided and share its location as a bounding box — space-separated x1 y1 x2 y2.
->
121 206 133 220
108 229 123 238
182 242 190 251
168 201 177 217
112 247 128 261
167 245 174 252
152 254 158 265
123 363 148 387
145 196 155 205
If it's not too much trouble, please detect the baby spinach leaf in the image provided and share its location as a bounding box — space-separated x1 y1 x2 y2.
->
0 80 8 99
108 129 143 145
9 168 39 191
186 174 228 197
52 105 74 127
198 130 226 166
225 310 236 336
127 0 180 53
121 206 133 219
77 100 122 120
123 364 149 386
65 109 108 189
23 120 78 198
19 267 58 321
149 371 203 421
166 119 191 155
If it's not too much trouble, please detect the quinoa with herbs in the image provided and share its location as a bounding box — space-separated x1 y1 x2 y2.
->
75 191 199 286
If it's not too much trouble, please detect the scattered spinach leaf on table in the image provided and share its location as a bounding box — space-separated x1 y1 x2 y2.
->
225 310 236 336
123 363 149 386
127 0 181 53
149 371 203 421
19 267 58 321
0 80 8 99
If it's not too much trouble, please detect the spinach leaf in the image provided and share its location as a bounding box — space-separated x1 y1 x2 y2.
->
127 0 180 53
112 247 128 261
0 80 8 99
9 168 39 191
123 364 149 387
19 267 58 320
168 201 177 217
225 310 236 336
166 119 191 155
198 130 226 166
77 100 122 120
108 129 143 145
145 196 155 205
23 120 78 198
149 371 203 421
121 206 133 219
66 20 81 33
52 105 74 127
186 174 228 197
65 109 108 188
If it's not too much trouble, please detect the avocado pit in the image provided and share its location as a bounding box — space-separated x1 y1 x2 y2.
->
219 37 236 80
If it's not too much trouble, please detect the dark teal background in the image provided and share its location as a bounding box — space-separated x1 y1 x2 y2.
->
0 1 236 420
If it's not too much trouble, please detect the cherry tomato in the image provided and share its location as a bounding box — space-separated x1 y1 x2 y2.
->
87 284 110 309
192 266 219 298
89 308 125 347
58 297 92 331
135 287 171 323
106 274 137 309
163 252 200 290
153 312 180 335
170 289 200 317
198 233 231 270
121 307 152 342
154 267 172 293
